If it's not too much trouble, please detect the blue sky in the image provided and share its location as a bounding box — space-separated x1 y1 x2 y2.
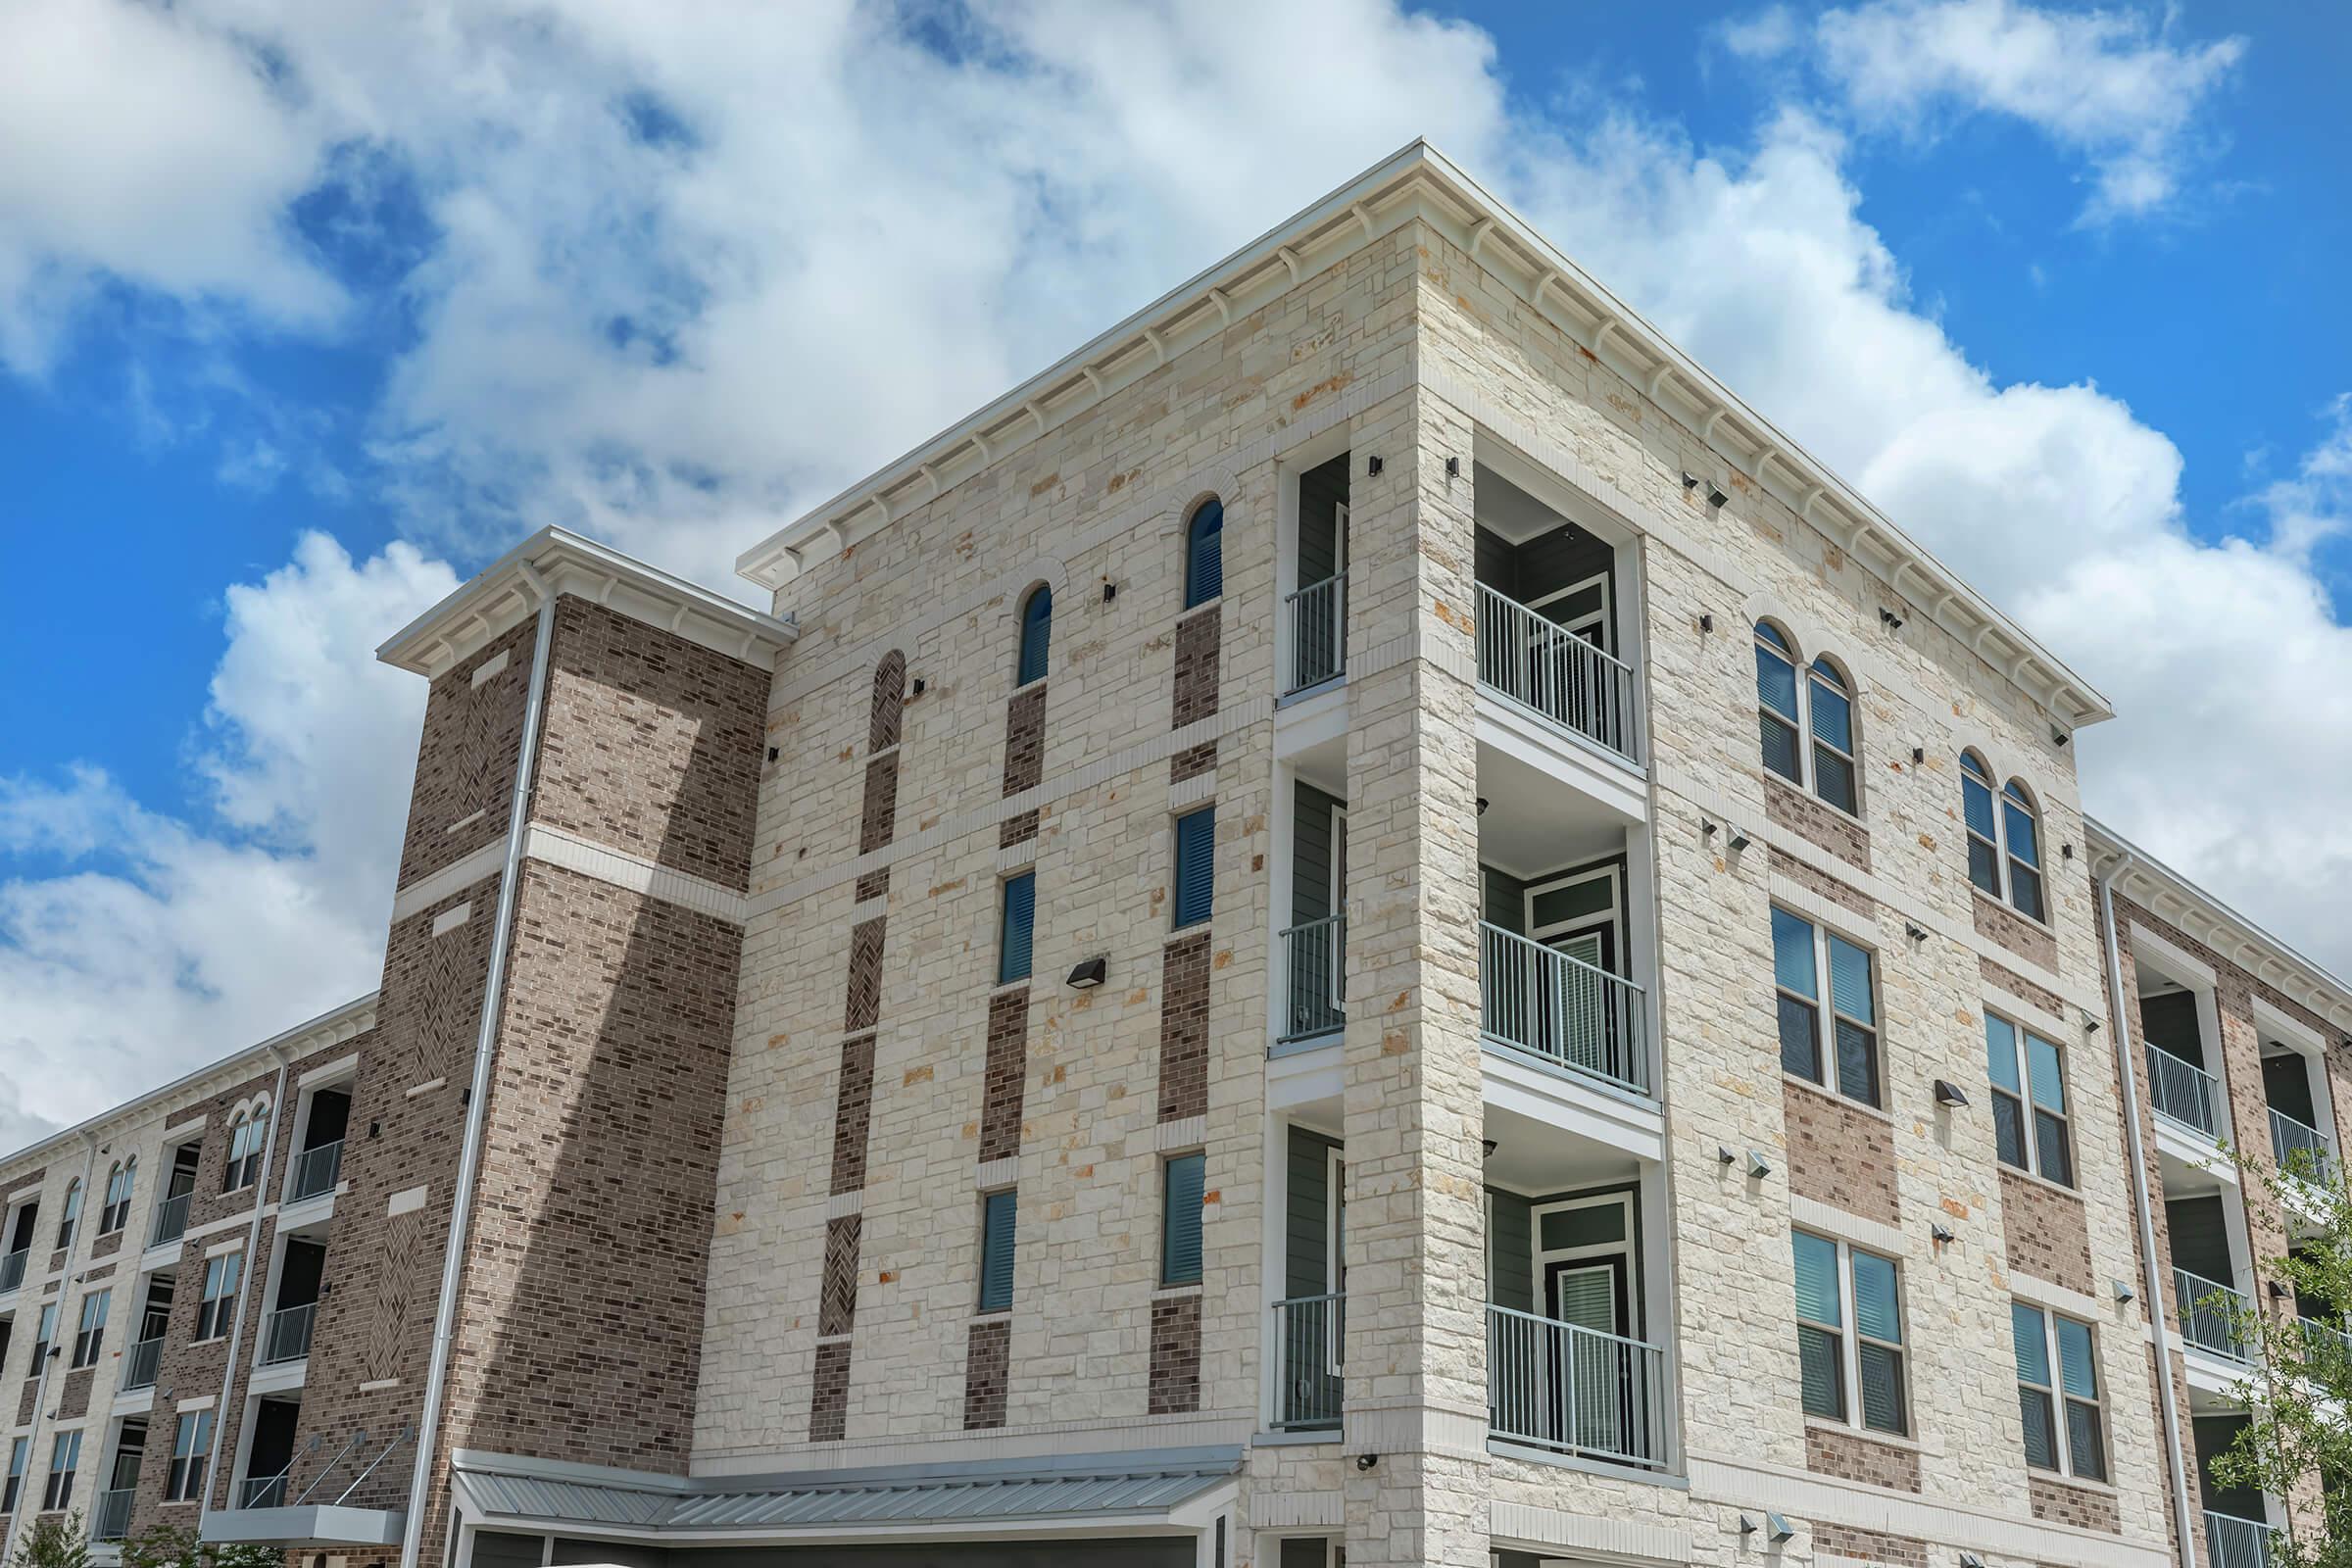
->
2 0 2348 1140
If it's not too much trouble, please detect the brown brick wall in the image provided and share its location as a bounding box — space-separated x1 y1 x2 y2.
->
808 1341 852 1444
1783 1079 1900 1226
818 1215 861 1339
1999 1167 2095 1293
1809 1522 1928 1566
962 1317 1010 1430
854 752 898 903
844 917 886 1034
867 651 906 753
980 990 1030 1164
395 619 535 889
1805 1423 1921 1492
1766 776 1871 874
1157 932 1211 1124
1976 891 2058 971
829 1032 876 1196
999 685 1046 850
2030 1472 2121 1532
528 597 769 893
1170 606 1219 783
1149 1295 1201 1415
1983 954 2065 1019
1768 846 1873 920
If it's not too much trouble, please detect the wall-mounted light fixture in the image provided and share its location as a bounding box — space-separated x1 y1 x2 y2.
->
1476 797 1489 816
1766 1515 1795 1544
1707 486 1730 510
1446 456 1460 478
1102 581 1117 604
2114 1279 2137 1304
1746 1151 1773 1180
912 677 927 696
1879 608 1904 631
1718 1146 1738 1166
1905 923 1929 944
1367 456 1384 477
1912 747 1925 764
1934 1080 1971 1108
1727 830 1751 853
2080 1008 2102 1034
1960 1553 1986 1568
1482 1140 1498 1158
1354 1452 1379 1472
1931 1222 1956 1245
2050 724 2070 747
1684 473 1702 492
1065 956 1107 990
1698 612 1714 633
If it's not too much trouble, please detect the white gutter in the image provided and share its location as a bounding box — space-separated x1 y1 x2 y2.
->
199 1048 291 1524
399 564 559 1568
2100 852 2198 1568
0 1132 96 1568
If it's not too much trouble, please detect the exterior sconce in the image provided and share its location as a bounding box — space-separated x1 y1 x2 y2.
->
1934 1080 1970 1108
1065 956 1107 990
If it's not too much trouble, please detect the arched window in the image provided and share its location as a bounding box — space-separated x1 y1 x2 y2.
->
869 650 906 753
56 1179 81 1250
2002 780 2044 923
1754 622 1802 783
1184 499 1224 610
1015 585 1053 687
224 1102 269 1193
1808 659 1858 814
99 1158 134 1236
1960 752 2001 897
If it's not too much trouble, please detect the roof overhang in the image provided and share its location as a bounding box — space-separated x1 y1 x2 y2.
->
379 526 798 682
734 138 2111 729
201 1504 407 1548
448 1446 1240 1546
2088 816 2352 1033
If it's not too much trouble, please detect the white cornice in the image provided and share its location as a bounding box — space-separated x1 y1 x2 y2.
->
2087 817 2352 1034
0 994 378 1179
380 526 798 681
734 139 2112 728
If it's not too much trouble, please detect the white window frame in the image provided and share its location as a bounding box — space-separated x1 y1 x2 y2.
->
2016 1301 2106 1482
1795 1229 1909 1438
31 1301 58 1363
1774 907 1882 1108
1986 1011 2074 1187
168 1407 212 1502
72 1289 109 1369
100 1158 135 1236
1324 1146 1346 1374
1961 753 2048 924
195 1251 241 1343
43 1429 80 1511
1754 622 1864 817
224 1101 270 1193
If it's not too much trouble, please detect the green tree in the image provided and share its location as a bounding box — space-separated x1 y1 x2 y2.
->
8 1514 90 1568
2204 1148 2352 1568
119 1525 278 1568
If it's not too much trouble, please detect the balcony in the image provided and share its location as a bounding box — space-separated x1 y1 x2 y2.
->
94 1488 136 1543
1480 924 1650 1099
2269 1108 2335 1185
1269 1294 1344 1433
288 1141 344 1203
1281 573 1348 696
1475 584 1639 765
122 1336 164 1392
1487 1304 1668 1467
1278 916 1346 1044
2206 1511 2278 1568
2176 1267 2250 1362
261 1302 316 1366
2148 1049 2222 1141
149 1192 191 1249
0 1248 24 1294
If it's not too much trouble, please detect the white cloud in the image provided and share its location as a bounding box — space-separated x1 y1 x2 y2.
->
4 0 2349 1147
1809 0 2247 222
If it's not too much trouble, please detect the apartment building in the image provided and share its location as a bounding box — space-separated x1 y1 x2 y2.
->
4 140 2349 1568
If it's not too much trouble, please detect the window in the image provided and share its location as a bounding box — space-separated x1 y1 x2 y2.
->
1015 585 1053 687
223 1104 269 1192
2014 1302 2105 1480
30 1303 56 1364
1793 1230 1907 1436
2 1437 24 1514
55 1179 81 1250
1959 753 2048 923
998 872 1036 986
42 1430 78 1512
167 1409 212 1503
1162 1152 1204 1287
2002 781 2044 923
1772 908 1881 1107
196 1252 241 1342
99 1158 134 1236
1809 660 1858 814
977 1190 1016 1313
1961 751 2001 896
1755 622 1802 783
1173 806 1215 929
1986 1014 2074 1186
1184 498 1224 609
70 1290 108 1369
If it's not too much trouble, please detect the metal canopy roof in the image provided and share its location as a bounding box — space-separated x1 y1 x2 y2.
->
453 1447 1240 1537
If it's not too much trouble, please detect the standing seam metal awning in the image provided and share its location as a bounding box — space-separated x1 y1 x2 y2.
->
452 1449 1239 1537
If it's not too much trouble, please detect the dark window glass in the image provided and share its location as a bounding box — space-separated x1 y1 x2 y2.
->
1835 1020 1881 1109
2020 1387 2059 1470
1162 1152 1205 1286
2034 1112 2075 1186
1779 995 1821 1081
1016 586 1053 687
978 1190 1017 1312
1992 1095 2029 1167
1760 712 1801 783
1173 807 1215 928
998 872 1035 985
1184 500 1224 609
1815 750 1857 814
1968 835 2001 896
1798 1325 1844 1419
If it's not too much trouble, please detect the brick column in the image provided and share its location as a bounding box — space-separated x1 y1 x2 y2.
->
1339 381 1490 1567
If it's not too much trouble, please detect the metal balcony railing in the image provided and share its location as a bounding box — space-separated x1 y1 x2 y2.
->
1283 572 1348 694
240 1472 289 1510
1479 923 1650 1097
2205 1511 2278 1568
122 1336 164 1391
93 1487 136 1542
288 1140 345 1202
2146 1049 2222 1140
2176 1267 2251 1362
1270 1293 1345 1432
0 1249 25 1294
1474 583 1639 762
149 1192 191 1248
1279 916 1346 1042
1487 1304 1669 1466
262 1302 317 1365
2270 1108 2335 1184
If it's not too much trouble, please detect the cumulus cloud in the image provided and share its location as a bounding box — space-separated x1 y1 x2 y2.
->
2 0 2347 1142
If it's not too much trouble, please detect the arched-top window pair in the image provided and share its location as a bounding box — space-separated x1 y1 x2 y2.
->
1754 622 1859 815
1962 752 2045 923
224 1100 270 1193
99 1157 135 1237
56 1178 82 1250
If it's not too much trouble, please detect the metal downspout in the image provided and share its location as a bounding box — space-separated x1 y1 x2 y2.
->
0 1131 96 1568
200 1048 291 1524
2102 854 2199 1568
400 567 558 1568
